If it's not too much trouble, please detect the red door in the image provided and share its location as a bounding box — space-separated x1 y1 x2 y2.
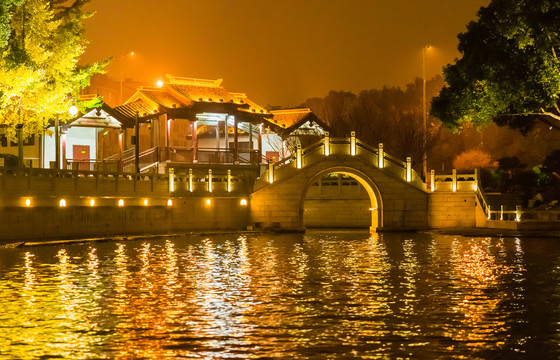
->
73 145 90 170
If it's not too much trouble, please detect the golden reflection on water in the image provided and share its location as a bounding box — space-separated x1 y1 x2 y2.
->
0 233 557 359
447 237 510 350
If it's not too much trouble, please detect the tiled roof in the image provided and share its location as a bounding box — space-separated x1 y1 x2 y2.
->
137 87 184 109
164 74 238 104
114 99 157 119
270 108 313 129
230 93 269 115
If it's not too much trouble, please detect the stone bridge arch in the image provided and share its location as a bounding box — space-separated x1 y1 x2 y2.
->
300 166 383 231
249 155 428 232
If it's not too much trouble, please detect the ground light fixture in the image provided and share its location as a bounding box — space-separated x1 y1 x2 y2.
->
205 199 212 206
25 198 31 207
143 199 149 206
89 199 95 206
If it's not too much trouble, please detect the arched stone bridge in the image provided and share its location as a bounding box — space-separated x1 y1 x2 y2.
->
249 136 428 231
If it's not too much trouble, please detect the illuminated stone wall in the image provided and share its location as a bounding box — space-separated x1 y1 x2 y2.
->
0 197 249 242
428 192 476 228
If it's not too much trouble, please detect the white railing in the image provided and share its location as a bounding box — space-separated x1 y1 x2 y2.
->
261 134 426 191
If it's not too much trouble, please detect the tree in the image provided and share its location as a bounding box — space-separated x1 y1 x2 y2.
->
431 0 560 132
453 149 493 171
303 76 444 176
0 0 105 141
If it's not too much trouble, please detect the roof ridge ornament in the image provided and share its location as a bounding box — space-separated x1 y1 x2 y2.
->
165 74 223 88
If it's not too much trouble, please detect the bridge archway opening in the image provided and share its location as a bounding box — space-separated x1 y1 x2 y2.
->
300 167 382 232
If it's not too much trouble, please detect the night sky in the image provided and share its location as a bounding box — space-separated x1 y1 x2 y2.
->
81 0 489 107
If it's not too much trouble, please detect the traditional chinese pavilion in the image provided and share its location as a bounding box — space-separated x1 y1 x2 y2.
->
50 75 329 172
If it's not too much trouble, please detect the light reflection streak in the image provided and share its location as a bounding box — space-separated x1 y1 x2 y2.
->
447 238 508 348
23 252 36 308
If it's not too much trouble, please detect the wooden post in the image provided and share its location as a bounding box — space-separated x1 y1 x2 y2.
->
164 114 169 154
258 123 263 163
135 111 140 173
16 125 23 169
55 116 60 169
193 121 198 163
61 133 67 170
234 118 239 164
216 120 221 151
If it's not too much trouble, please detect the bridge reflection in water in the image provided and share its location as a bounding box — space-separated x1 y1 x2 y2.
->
1 232 559 359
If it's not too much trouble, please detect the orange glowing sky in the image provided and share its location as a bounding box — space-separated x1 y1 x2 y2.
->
81 0 489 107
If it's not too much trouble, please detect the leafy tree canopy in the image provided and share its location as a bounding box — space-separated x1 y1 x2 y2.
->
0 0 106 141
431 0 560 133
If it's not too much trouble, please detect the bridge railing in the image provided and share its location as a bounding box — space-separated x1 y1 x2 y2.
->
430 169 478 193
0 162 253 207
262 133 426 191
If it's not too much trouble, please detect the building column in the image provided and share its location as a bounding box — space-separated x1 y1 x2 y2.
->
165 115 170 161
234 118 239 164
55 116 60 169
61 133 67 169
193 120 198 163
118 130 123 171
216 120 221 150
135 111 140 173
15 125 23 169
258 123 263 163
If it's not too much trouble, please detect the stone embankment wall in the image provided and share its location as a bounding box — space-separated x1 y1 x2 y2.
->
0 197 249 242
0 168 250 242
428 192 477 228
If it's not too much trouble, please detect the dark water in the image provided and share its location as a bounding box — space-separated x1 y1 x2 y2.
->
1 232 560 359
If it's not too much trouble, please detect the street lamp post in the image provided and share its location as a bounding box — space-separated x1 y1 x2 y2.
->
422 44 431 182
119 51 134 104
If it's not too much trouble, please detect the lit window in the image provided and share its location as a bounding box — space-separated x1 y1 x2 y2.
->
240 199 247 206
90 199 95 206
59 199 66 207
167 199 173 207
25 198 31 207
143 199 149 206
205 199 211 206
118 199 124 207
